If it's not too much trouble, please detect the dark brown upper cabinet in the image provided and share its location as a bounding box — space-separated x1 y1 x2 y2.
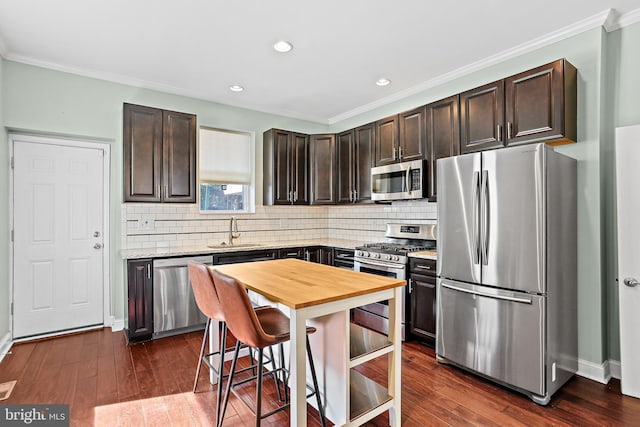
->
460 80 505 154
375 107 427 166
123 103 196 203
426 95 460 201
263 129 309 205
310 134 337 205
375 115 399 166
337 123 375 204
504 59 577 147
461 59 577 154
398 106 427 162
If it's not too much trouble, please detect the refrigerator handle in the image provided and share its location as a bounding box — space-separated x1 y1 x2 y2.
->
441 282 533 304
472 171 481 265
480 170 489 265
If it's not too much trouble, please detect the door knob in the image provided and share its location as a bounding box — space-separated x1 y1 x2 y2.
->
623 277 639 287
94 231 101 237
93 243 103 249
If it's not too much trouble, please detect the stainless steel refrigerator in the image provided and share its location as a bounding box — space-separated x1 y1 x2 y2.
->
436 143 577 405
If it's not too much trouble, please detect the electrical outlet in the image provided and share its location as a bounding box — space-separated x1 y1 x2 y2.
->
140 219 155 230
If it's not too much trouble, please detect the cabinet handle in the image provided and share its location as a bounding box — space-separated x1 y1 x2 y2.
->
157 185 161 198
353 189 357 202
415 264 432 271
507 122 513 140
288 190 293 203
408 278 413 293
165 185 169 198
305 251 310 262
497 124 503 142
392 146 397 160
293 190 298 202
398 146 403 160
147 263 151 279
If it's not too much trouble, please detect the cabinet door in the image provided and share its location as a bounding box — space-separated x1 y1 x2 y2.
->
460 80 505 153
280 247 306 259
272 130 292 205
398 106 427 162
291 133 309 205
409 273 436 343
375 115 398 166
123 104 163 202
427 95 460 201
505 59 576 146
310 134 336 205
163 110 196 202
337 130 355 204
354 123 375 202
127 259 153 341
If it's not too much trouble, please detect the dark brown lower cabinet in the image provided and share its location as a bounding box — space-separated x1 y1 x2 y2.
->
127 259 153 342
409 258 436 345
214 249 279 265
305 246 333 264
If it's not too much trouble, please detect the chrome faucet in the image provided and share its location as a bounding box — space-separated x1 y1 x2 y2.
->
229 216 240 245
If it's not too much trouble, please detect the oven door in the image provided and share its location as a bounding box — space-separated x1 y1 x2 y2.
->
353 258 406 339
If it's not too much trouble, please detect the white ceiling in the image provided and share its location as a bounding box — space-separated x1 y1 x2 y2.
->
0 1 639 124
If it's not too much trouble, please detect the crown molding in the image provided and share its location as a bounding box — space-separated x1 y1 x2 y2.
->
605 7 640 32
328 9 612 125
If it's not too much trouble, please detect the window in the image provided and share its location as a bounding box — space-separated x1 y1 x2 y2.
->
199 127 255 213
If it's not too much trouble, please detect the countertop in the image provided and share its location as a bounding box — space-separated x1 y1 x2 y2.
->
408 250 438 260
120 239 368 260
214 258 406 309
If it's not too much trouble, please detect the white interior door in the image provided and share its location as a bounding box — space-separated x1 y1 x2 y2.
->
12 138 105 338
615 125 640 399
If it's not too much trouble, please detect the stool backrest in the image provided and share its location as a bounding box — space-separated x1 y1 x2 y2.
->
188 261 224 322
210 269 275 349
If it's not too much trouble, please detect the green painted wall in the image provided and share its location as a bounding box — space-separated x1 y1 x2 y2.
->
0 60 328 331
0 57 8 341
329 28 608 364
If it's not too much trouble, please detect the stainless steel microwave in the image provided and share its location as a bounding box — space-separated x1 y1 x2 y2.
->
371 159 426 201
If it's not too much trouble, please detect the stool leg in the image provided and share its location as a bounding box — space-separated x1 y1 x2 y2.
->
307 336 326 427
193 318 211 393
268 345 283 401
219 341 241 427
215 322 227 427
279 343 288 403
255 348 264 427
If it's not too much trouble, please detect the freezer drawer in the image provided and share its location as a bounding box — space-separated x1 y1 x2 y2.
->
437 278 545 396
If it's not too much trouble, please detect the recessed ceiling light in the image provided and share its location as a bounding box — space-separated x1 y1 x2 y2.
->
229 85 244 92
376 78 391 87
273 40 293 53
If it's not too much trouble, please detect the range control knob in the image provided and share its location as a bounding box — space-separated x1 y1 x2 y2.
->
384 254 391 260
392 255 400 261
363 251 370 257
373 253 380 259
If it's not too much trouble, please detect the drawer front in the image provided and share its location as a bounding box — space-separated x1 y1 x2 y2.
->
437 278 545 395
409 258 436 276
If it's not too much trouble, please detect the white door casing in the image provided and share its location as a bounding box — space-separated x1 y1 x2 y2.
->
615 125 640 399
11 136 108 339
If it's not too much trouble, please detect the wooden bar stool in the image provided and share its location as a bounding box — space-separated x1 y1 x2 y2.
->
188 262 281 427
211 268 326 427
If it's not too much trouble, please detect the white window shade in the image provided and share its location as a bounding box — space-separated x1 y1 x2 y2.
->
199 128 251 184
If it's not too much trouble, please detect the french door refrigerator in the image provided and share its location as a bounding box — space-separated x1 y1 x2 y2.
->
436 143 577 405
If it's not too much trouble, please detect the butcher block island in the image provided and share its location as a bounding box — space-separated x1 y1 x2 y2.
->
213 259 406 427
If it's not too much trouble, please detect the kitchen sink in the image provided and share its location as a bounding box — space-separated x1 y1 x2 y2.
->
207 243 264 249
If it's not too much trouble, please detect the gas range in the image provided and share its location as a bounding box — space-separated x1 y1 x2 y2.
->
355 224 437 266
352 223 436 339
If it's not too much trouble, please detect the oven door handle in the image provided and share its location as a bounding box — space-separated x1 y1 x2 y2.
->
356 259 405 271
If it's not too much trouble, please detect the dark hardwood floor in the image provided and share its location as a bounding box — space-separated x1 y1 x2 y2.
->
1 328 638 426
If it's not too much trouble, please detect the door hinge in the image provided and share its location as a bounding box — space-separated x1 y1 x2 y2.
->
10 302 13 316
10 157 14 169
10 229 14 242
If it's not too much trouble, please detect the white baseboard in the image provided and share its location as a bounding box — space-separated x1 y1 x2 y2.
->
577 358 621 383
0 332 13 364
107 316 125 332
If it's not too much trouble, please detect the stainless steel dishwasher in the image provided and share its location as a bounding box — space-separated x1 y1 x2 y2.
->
153 255 211 337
